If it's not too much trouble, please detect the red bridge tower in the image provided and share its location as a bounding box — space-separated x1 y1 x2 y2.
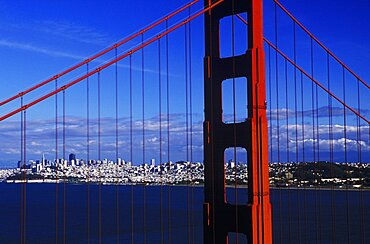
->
203 0 272 243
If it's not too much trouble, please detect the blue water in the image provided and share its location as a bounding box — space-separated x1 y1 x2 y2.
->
0 183 368 243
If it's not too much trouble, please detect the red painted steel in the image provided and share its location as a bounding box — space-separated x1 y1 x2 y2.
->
248 0 273 241
0 0 224 122
0 0 199 107
203 0 272 243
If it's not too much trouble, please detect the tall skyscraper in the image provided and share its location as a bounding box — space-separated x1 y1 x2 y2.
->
41 153 46 167
69 153 76 162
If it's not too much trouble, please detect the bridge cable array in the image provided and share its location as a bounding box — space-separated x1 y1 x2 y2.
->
1 0 369 243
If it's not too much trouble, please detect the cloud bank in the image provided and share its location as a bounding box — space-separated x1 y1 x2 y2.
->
0 111 368 165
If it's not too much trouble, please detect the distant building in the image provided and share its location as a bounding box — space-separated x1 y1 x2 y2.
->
41 154 46 167
151 159 155 166
17 160 25 169
32 163 42 173
69 153 76 162
62 159 68 168
228 160 235 168
37 163 42 172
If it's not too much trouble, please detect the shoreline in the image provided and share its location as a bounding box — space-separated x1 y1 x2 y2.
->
2 180 369 191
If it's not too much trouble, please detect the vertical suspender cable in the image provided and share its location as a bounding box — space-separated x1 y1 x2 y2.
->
165 19 172 244
141 33 147 244
184 19 190 244
274 4 283 243
268 46 273 175
293 21 301 243
63 89 67 244
158 38 164 244
285 59 292 243
366 105 370 242
185 16 193 244
327 53 336 244
23 107 27 244
20 96 23 244
300 71 307 244
86 63 91 244
98 71 102 244
310 39 315 163
315 84 321 243
310 38 319 244
55 79 59 244
268 45 273 242
115 47 120 244
129 54 134 244
315 51 321 242
343 67 350 244
357 78 365 244
285 62 289 163
188 6 195 243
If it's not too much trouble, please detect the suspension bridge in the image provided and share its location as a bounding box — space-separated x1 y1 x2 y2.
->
0 0 369 243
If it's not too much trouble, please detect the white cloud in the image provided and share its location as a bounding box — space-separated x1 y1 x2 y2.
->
1 112 368 163
4 20 109 46
0 114 204 162
267 106 369 120
36 20 109 46
0 39 86 60
269 123 370 154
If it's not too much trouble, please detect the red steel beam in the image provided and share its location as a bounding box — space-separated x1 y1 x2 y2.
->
0 0 199 107
273 0 370 90
248 0 272 242
0 0 224 122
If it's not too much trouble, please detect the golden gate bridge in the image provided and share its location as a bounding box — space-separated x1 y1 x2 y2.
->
0 0 369 243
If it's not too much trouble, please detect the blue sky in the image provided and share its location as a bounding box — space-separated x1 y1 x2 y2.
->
0 0 369 165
